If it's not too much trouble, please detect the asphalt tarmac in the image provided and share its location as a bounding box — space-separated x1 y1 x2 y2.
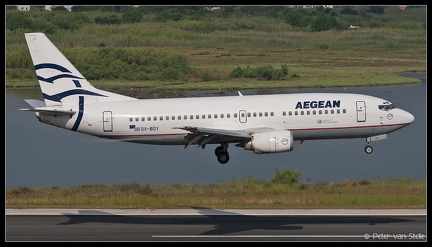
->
6 209 427 241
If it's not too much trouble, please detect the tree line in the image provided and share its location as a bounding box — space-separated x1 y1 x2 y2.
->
7 6 407 33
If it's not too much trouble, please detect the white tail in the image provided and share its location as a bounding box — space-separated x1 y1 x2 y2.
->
25 33 135 106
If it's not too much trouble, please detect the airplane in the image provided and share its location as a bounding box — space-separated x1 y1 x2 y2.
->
20 33 415 164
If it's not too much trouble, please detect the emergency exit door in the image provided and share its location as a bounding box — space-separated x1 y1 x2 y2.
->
103 111 113 132
356 101 366 122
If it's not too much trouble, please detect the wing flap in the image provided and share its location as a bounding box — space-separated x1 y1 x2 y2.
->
174 126 277 148
174 126 252 138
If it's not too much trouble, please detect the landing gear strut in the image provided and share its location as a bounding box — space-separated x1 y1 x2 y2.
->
215 143 229 164
364 138 373 154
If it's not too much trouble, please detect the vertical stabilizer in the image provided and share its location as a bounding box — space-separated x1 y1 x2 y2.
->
25 33 135 106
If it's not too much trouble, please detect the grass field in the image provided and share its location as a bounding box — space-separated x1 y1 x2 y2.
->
6 177 426 209
6 47 424 90
5 6 426 90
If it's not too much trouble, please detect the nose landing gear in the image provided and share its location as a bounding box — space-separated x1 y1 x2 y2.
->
364 138 373 154
215 143 230 164
364 145 373 154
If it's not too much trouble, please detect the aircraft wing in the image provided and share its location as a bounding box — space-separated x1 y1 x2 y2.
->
174 126 275 148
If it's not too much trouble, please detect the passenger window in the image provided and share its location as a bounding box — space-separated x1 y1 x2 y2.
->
196 114 200 119
300 111 304 115
325 110 328 114
343 109 346 113
259 112 262 117
148 116 152 121
178 115 181 120
202 114 206 119
289 111 292 116
270 112 274 116
208 114 212 119
227 113 230 118
166 116 169 120
307 111 310 115
172 116 175 120
160 116 163 121
184 115 187 120
319 110 322 114
282 111 286 116
214 114 218 118
337 109 340 114
221 113 224 118
135 117 139 121
264 112 268 117
313 110 316 115
154 116 157 121
190 115 194 119
247 112 251 117
129 117 133 122
331 109 334 114
295 111 298 116
234 113 238 118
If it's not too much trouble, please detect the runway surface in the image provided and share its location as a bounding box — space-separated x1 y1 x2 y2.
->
6 209 427 241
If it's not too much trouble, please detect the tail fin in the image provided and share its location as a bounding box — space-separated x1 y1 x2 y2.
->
25 33 135 106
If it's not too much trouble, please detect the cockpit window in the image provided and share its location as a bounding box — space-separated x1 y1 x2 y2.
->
378 101 396 111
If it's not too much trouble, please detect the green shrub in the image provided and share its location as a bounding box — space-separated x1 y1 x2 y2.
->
95 15 121 24
122 8 143 23
64 47 192 81
229 65 289 80
270 168 302 184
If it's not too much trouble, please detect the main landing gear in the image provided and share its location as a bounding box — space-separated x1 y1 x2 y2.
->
215 143 229 164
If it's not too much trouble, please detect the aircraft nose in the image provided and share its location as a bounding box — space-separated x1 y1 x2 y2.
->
403 110 415 124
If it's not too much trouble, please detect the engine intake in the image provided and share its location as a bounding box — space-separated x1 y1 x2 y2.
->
244 130 293 154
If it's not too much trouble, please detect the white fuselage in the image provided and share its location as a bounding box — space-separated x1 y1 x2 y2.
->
39 93 414 146
23 33 415 164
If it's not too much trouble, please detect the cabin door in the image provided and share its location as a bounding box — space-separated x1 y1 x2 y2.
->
103 111 113 132
356 101 366 122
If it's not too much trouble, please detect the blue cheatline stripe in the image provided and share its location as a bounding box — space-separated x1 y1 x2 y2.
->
71 96 84 131
34 63 71 73
43 89 107 102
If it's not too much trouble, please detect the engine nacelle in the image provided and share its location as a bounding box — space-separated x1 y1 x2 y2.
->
244 130 294 154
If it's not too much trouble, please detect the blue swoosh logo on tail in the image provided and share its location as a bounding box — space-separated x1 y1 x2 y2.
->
34 63 72 73
43 89 107 102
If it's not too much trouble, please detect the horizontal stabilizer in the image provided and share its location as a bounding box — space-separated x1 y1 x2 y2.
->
24 99 46 108
19 108 76 116
20 99 75 116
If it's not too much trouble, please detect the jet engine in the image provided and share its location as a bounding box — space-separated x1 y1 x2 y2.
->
244 130 293 154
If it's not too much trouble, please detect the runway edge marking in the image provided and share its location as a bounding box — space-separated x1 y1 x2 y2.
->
5 208 427 216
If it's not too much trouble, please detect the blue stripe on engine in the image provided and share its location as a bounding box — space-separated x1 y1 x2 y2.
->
71 96 84 131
